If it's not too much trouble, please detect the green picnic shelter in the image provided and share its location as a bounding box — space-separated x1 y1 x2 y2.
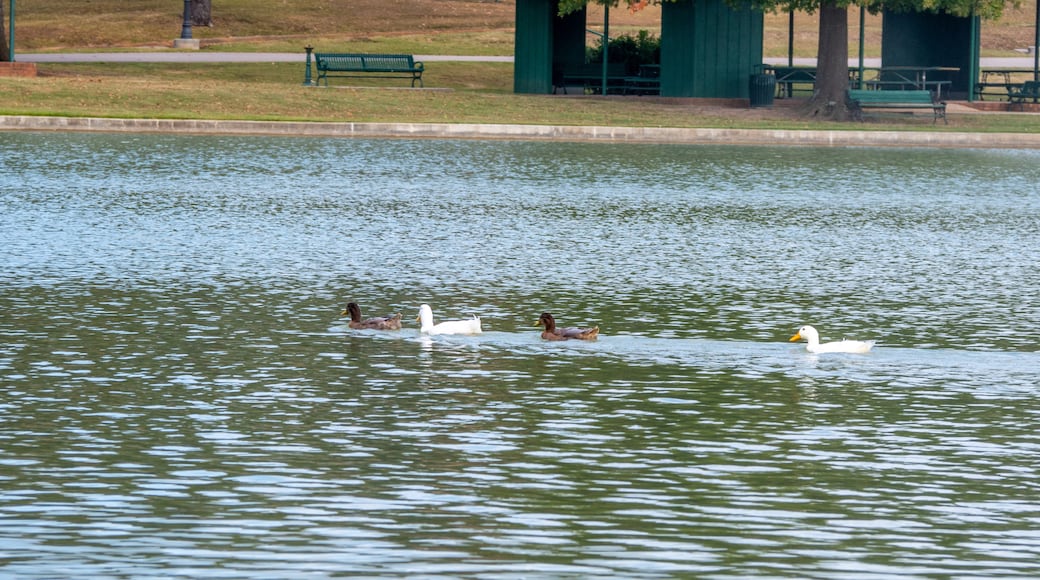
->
514 0 1003 103
514 0 764 98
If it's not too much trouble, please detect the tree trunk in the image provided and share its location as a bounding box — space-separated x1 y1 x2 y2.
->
191 0 212 27
1 1 9 62
803 0 851 121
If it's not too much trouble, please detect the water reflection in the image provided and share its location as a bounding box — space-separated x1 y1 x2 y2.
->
1 132 1039 577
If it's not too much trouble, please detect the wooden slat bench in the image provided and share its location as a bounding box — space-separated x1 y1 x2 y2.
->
847 89 947 124
1007 80 1040 110
314 53 424 87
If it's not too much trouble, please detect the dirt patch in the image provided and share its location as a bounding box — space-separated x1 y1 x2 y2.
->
0 63 38 77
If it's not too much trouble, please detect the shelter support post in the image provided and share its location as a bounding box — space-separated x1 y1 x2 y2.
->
858 5 865 89
601 2 609 95
1034 0 1039 94
8 0 15 62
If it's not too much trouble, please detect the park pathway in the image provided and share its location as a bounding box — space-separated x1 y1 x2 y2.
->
16 52 1039 69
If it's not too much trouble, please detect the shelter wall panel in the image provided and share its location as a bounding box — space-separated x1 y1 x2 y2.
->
882 10 978 99
514 0 555 94
661 0 762 98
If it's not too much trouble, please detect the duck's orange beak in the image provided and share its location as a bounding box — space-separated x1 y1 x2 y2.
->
789 332 803 342
340 309 349 317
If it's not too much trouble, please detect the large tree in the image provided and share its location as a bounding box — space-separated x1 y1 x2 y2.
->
192 0 213 27
559 0 1018 121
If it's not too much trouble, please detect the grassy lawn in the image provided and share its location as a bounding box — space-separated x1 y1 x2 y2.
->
3 61 1039 134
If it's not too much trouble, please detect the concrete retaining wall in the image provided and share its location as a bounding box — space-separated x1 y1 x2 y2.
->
3 115 1040 149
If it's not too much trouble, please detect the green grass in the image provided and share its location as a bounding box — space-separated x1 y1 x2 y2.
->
13 0 521 51
5 62 1040 133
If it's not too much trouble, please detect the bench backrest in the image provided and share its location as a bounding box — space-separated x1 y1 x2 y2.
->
1021 80 1040 95
315 53 417 71
361 54 416 70
849 89 934 104
315 54 364 69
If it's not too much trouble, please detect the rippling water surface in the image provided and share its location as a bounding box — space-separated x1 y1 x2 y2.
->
1 132 1039 578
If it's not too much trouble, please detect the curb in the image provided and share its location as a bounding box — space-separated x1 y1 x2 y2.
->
3 115 1040 149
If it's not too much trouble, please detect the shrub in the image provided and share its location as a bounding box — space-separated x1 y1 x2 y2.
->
586 30 660 74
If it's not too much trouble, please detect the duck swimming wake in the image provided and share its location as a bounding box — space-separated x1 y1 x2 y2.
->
341 302 402 330
536 312 599 341
790 325 875 354
417 303 482 335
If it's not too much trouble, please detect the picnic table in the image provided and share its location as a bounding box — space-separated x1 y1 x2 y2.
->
868 66 958 100
975 69 1036 100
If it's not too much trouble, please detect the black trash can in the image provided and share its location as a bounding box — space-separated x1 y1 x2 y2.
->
749 73 776 108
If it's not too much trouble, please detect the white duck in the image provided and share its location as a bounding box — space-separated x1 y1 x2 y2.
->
789 324 875 354
417 303 482 335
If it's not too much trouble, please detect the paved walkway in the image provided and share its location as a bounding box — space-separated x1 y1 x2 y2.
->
16 52 1040 69
18 52 513 63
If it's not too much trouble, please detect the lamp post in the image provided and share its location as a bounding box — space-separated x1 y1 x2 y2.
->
304 45 314 86
180 0 192 40
174 0 199 49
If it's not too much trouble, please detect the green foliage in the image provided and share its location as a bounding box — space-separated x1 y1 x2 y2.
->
560 0 1017 20
558 0 599 15
559 0 670 16
586 30 660 73
877 0 1017 18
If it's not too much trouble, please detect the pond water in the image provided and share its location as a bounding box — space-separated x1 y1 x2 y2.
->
1 132 1039 578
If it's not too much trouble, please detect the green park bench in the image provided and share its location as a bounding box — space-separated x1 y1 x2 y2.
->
847 89 947 124
313 53 424 87
1007 80 1040 110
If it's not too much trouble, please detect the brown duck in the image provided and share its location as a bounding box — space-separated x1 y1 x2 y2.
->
536 312 599 341
341 302 402 330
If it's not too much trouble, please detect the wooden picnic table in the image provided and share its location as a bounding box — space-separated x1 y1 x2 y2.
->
869 66 959 100
976 69 1037 100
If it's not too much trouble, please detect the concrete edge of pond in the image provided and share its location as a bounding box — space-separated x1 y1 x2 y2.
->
3 115 1040 149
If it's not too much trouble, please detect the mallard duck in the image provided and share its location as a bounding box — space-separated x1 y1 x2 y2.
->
789 325 875 354
417 303 482 335
536 312 599 341
341 302 402 330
